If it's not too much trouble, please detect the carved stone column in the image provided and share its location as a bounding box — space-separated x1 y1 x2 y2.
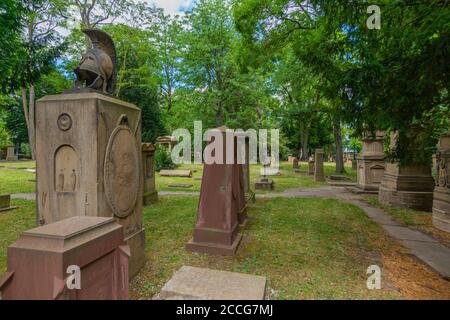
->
356 131 386 192
433 131 450 233
36 93 145 278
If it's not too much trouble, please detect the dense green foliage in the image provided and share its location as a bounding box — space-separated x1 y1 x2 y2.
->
0 0 448 166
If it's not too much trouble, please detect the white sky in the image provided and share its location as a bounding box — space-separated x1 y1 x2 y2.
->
150 0 194 15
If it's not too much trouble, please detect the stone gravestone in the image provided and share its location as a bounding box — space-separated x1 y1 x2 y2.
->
293 158 299 170
314 149 325 182
308 158 315 175
0 194 16 212
235 131 255 204
159 266 266 300
255 162 275 190
433 128 450 233
5 146 17 161
356 131 386 192
0 217 129 300
35 29 145 278
142 143 158 205
379 131 435 211
186 127 243 256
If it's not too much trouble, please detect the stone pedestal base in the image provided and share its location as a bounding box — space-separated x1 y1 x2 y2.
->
143 191 158 205
186 226 242 256
255 178 274 190
379 163 434 211
433 187 450 233
125 228 146 279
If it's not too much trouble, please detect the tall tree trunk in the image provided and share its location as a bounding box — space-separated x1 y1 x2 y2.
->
215 100 224 126
300 132 309 161
333 118 345 174
21 86 36 160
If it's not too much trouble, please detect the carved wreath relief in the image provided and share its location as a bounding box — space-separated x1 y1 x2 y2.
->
104 117 140 218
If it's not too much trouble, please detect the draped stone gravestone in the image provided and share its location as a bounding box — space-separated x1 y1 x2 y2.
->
356 131 386 192
35 29 145 278
142 143 158 205
314 149 325 182
186 127 243 255
379 131 435 211
433 127 450 233
0 217 129 300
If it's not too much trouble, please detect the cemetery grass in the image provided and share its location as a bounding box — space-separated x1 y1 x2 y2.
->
132 196 403 300
0 199 35 271
364 195 450 248
156 161 357 193
0 168 36 194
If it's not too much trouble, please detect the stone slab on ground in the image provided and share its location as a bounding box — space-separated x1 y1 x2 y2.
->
159 266 266 300
168 183 193 188
345 186 378 195
160 170 192 177
327 181 357 188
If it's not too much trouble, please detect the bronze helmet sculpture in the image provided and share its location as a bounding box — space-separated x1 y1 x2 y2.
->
74 29 117 95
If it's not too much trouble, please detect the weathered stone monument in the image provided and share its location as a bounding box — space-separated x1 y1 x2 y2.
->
0 216 129 300
142 143 158 205
156 135 177 152
356 131 386 192
5 146 17 161
314 149 325 182
379 132 435 211
186 127 243 255
308 158 315 175
433 128 450 233
35 29 145 278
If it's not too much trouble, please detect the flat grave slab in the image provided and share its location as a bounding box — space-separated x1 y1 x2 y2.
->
160 170 193 177
168 183 193 188
159 266 266 300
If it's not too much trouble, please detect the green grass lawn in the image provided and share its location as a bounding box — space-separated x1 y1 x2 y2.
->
157 161 357 193
0 160 357 195
0 197 397 299
131 196 398 300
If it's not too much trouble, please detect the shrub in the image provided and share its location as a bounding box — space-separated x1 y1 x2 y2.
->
155 145 176 171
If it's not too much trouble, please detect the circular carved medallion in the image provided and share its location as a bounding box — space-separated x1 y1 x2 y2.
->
104 125 140 218
57 113 72 131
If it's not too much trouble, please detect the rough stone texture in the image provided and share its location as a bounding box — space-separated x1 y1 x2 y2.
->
314 149 325 182
159 266 266 300
0 216 129 300
379 132 435 211
433 131 450 233
142 143 158 205
308 159 315 176
5 146 17 161
160 170 192 177
35 93 145 278
379 163 435 211
186 127 243 256
356 131 386 192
